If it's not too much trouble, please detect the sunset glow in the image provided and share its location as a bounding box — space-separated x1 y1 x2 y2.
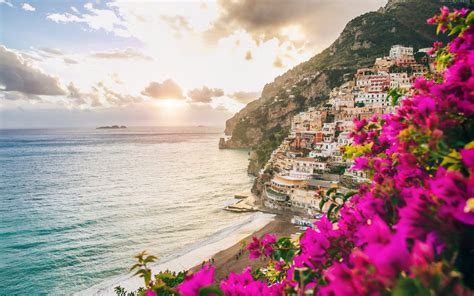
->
2 1 472 295
153 99 187 109
0 0 386 128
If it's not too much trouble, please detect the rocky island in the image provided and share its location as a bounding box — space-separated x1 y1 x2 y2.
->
96 125 127 129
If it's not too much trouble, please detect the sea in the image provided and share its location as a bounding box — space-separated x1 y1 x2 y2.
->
0 127 255 295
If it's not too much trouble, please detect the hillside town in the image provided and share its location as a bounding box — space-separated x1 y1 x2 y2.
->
258 45 431 217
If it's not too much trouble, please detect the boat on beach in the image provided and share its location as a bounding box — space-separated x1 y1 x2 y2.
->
290 216 315 228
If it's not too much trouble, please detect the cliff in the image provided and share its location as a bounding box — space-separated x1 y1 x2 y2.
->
221 0 471 175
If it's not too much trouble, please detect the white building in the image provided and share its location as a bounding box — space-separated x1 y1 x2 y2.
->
266 174 308 202
337 132 352 146
290 189 320 209
389 45 414 59
356 92 389 107
356 73 390 93
290 157 328 179
334 98 355 110
310 142 339 158
322 122 335 134
345 167 369 181
335 121 354 133
291 108 327 132
389 72 412 89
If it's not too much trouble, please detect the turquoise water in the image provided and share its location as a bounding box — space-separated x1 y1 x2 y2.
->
0 127 252 295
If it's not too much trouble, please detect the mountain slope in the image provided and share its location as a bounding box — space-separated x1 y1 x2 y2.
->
221 0 472 175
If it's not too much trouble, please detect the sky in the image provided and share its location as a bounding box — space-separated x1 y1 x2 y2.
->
0 0 386 128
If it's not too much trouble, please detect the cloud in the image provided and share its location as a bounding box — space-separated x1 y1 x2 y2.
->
67 82 89 106
20 52 43 62
88 87 103 107
0 0 13 7
187 86 224 103
98 82 143 106
21 3 35 11
206 0 386 51
141 79 185 100
63 57 78 64
39 47 64 57
273 55 284 68
214 105 229 112
90 48 152 60
229 91 261 104
245 50 252 61
110 72 123 84
0 45 66 96
47 2 130 37
0 91 41 101
66 82 143 108
33 48 79 65
160 15 194 38
207 0 305 40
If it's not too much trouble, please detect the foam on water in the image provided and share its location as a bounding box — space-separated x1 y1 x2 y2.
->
80 212 275 295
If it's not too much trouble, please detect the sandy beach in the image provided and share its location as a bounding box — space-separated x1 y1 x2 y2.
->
191 214 299 281
78 212 299 295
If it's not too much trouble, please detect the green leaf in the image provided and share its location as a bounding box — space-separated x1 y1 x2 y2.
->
343 191 357 202
392 278 430 296
133 270 147 277
440 149 461 171
293 268 315 288
327 204 336 221
199 286 224 296
277 236 291 245
251 267 264 280
129 263 141 272
466 11 474 25
144 255 158 263
436 23 443 35
319 199 327 211
135 250 147 259
326 187 337 195
448 24 462 36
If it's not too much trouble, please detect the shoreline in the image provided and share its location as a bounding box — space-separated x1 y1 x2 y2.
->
191 213 299 281
77 212 280 295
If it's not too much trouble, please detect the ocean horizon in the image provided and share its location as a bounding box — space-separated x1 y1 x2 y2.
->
0 127 253 294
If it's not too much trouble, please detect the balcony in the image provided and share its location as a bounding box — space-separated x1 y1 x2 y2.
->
265 187 288 202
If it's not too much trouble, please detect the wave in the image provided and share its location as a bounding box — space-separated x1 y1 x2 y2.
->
77 212 275 296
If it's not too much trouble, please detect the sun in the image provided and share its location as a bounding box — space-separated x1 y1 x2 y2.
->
153 99 187 109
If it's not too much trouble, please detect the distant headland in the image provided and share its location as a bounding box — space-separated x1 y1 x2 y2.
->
96 125 127 129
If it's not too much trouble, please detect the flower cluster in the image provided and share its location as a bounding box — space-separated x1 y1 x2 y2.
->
427 6 470 34
220 267 284 296
176 265 215 296
125 7 473 296
247 234 277 259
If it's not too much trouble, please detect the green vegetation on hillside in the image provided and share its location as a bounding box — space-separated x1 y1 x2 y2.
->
255 125 288 165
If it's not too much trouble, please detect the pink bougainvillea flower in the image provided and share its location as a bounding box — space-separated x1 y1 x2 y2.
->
352 157 369 170
356 215 391 246
246 234 276 259
220 267 284 296
176 265 214 296
454 198 474 225
460 147 474 169
247 236 262 259
275 260 285 272
365 232 411 279
411 240 434 267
